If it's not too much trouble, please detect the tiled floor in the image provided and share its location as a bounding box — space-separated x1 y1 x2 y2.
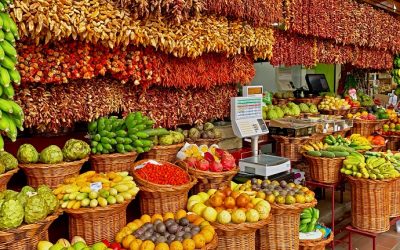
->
313 185 400 250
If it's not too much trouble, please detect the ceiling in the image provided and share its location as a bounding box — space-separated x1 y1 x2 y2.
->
360 0 400 15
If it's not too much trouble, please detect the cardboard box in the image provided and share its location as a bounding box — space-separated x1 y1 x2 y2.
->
214 123 236 139
218 137 243 150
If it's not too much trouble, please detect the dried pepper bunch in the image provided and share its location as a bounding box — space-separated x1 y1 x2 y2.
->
12 0 274 59
17 40 255 87
288 0 400 53
14 78 237 133
0 1 25 148
269 30 394 70
117 0 283 26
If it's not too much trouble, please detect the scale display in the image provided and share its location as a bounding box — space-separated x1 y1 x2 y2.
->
243 86 263 97
231 97 269 138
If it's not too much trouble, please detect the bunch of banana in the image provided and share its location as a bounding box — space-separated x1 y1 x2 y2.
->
0 6 23 150
382 150 400 172
340 152 399 180
324 135 351 146
300 208 319 233
301 141 327 152
348 134 372 150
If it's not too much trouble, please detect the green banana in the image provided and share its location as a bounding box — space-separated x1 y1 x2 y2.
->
0 30 4 42
8 100 23 118
8 68 19 85
4 31 14 44
11 114 23 131
2 84 13 98
0 66 10 87
0 40 15 58
0 112 9 131
301 218 312 224
0 12 10 32
0 55 14 70
3 112 16 141
299 224 308 233
0 134 4 151
0 97 12 113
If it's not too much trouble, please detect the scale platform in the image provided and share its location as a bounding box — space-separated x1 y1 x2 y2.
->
239 154 291 177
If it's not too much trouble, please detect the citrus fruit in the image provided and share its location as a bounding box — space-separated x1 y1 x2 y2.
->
200 229 214 243
141 214 151 223
192 234 206 248
201 225 215 234
193 217 205 226
155 242 169 250
175 209 187 220
129 240 141 250
151 214 164 223
122 235 136 248
182 238 196 250
140 240 155 250
163 212 175 221
170 241 184 250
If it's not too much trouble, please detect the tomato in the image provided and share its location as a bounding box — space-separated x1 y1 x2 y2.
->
101 239 111 247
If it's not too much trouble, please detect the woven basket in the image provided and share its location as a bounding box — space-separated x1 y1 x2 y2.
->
332 128 350 138
258 200 317 250
385 136 400 151
294 97 323 105
0 212 59 250
312 133 331 141
299 232 334 250
131 160 197 215
347 175 395 233
64 199 133 245
142 143 183 162
0 168 18 191
202 234 218 250
90 151 138 172
319 109 349 116
273 135 312 162
19 158 88 189
351 120 383 137
212 217 271 250
194 138 222 147
303 154 344 184
176 161 239 193
371 145 385 152
272 98 290 105
390 177 400 217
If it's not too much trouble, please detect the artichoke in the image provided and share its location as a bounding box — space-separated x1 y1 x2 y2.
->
62 139 90 161
189 128 200 140
0 200 24 229
17 144 39 164
0 152 18 171
39 192 59 214
39 145 63 164
24 195 49 224
159 135 174 146
204 122 214 131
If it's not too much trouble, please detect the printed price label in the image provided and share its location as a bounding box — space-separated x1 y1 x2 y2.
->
90 182 102 192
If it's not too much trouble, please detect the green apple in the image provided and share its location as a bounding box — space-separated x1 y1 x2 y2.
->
57 238 71 247
91 242 108 250
72 242 87 250
37 241 53 250
49 243 64 250
71 236 86 245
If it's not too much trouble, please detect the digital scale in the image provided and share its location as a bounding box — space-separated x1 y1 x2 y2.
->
231 92 291 177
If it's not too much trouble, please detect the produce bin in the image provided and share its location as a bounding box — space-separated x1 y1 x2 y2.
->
299 232 334 250
0 168 18 191
141 143 183 162
303 154 344 184
90 152 138 172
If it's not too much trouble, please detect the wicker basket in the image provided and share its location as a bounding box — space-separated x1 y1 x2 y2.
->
347 175 395 233
202 234 218 250
390 177 400 217
303 154 344 184
272 98 290 105
299 232 334 250
212 217 271 250
312 133 331 142
0 213 59 250
64 199 133 245
19 158 88 188
258 200 317 250
176 161 239 193
0 168 18 191
371 144 385 152
90 152 138 172
351 120 383 137
319 109 349 116
385 135 400 151
273 135 312 162
142 143 183 162
294 97 323 105
332 128 350 138
194 139 222 147
131 160 197 215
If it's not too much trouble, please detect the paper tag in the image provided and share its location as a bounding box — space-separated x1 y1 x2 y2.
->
349 88 357 100
26 191 37 198
90 182 102 192
134 160 162 170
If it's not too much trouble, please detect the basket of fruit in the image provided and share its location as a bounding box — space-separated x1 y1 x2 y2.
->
176 144 239 193
351 119 383 137
302 142 349 183
242 179 316 250
115 211 218 250
132 160 197 215
298 210 332 250
0 151 19 191
0 185 61 249
88 113 160 172
141 129 185 162
37 237 119 250
342 152 399 233
182 123 222 147
54 171 139 245
18 140 90 188
379 151 400 217
332 128 351 138
299 232 334 250
273 135 313 162
187 186 272 250
0 167 18 192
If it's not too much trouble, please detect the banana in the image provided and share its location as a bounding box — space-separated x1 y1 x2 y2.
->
8 68 20 85
0 42 5 61
8 100 23 118
0 85 3 96
5 14 17 39
11 114 23 131
0 97 12 113
0 134 4 151
0 114 9 132
0 55 14 70
301 218 312 224
0 66 10 87
0 3 4 12
2 84 13 98
3 31 13 44
4 112 16 141
0 13 9 32
0 40 15 58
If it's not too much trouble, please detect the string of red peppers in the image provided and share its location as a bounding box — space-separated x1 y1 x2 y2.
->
135 162 190 185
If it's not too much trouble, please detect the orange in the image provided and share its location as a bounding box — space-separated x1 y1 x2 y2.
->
182 239 195 250
163 212 175 221
186 213 198 223
122 235 136 248
134 219 144 228
129 240 142 250
141 214 152 223
140 240 155 250
192 234 206 248
199 221 210 227
151 214 164 223
170 241 184 250
200 229 214 243
127 222 140 231
175 209 187 220
193 217 205 226
200 225 215 234
155 242 169 250
115 231 125 243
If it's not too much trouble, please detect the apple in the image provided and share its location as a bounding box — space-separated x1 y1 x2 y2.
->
57 239 71 247
192 203 207 215
207 189 217 196
217 210 232 224
246 209 260 222
255 203 270 219
188 195 202 204
91 242 108 250
49 243 64 250
187 200 200 211
197 192 210 202
37 241 54 250
72 241 87 250
231 209 246 224
251 198 263 206
71 236 86 245
202 207 218 222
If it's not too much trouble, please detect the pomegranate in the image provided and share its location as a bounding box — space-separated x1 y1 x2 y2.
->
185 157 198 168
221 153 236 171
210 161 223 172
196 159 210 171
